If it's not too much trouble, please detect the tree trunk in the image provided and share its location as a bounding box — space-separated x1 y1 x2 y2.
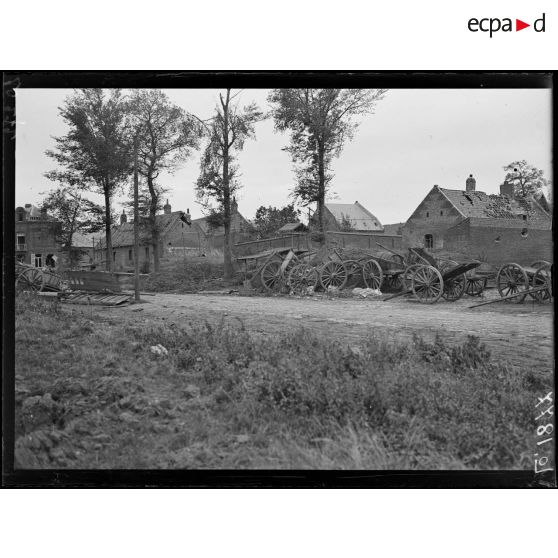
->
147 174 160 272
104 186 113 271
317 142 326 243
222 90 233 281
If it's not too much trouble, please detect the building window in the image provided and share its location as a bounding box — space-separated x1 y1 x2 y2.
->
17 234 26 250
113 251 116 262
521 228 529 238
424 234 433 249
522 214 527 221
34 254 42 268
128 249 133 261
145 246 149 258
17 212 24 222
440 210 444 216
426 211 430 218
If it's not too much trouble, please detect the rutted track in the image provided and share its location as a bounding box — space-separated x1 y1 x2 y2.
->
100 292 554 372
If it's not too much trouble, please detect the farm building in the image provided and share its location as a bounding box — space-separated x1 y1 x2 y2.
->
402 175 552 265
311 201 384 232
15 204 62 269
94 201 193 270
277 221 308 235
189 198 254 252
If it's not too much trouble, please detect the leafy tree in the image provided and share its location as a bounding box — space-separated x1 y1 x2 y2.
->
45 89 132 271
268 88 387 239
195 89 263 279
502 160 551 199
253 203 301 239
128 90 202 271
41 186 105 267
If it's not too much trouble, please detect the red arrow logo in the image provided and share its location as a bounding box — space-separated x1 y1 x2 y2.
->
516 19 530 31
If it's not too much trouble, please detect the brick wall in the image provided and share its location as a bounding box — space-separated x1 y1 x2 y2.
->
402 188 463 249
15 220 62 267
326 231 402 251
444 222 553 265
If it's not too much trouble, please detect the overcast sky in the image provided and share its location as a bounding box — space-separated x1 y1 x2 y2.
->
15 88 552 225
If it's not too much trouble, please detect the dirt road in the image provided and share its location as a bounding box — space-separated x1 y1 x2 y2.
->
99 291 553 372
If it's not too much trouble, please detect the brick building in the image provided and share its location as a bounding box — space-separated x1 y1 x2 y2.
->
95 201 193 270
15 204 62 269
402 175 552 265
95 199 253 269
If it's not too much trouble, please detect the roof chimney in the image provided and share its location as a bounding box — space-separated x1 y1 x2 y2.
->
465 174 476 192
164 199 172 215
500 181 515 198
120 210 127 225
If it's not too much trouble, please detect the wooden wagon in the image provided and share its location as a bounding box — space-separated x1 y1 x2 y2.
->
15 262 63 292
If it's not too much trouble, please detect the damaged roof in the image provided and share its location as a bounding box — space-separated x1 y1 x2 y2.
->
438 187 550 223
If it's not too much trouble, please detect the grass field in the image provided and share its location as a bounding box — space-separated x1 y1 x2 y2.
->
14 292 549 469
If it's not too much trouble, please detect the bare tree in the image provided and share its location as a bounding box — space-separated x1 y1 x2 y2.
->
195 89 263 279
45 89 132 271
268 89 386 239
129 90 202 271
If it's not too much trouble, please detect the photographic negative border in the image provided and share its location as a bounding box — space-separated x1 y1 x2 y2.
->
2 70 555 487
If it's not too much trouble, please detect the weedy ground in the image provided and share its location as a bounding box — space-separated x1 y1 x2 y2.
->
14 292 549 469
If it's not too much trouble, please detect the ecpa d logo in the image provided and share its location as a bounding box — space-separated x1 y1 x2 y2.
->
468 13 545 37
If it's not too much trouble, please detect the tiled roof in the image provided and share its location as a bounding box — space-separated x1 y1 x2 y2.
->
325 202 383 231
192 211 251 235
438 188 550 222
277 221 306 233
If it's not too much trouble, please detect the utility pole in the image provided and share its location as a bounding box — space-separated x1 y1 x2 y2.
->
133 136 140 302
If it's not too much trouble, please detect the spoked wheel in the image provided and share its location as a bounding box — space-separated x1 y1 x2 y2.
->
401 264 421 292
288 263 319 295
362 259 384 290
496 263 529 303
442 273 466 301
385 273 405 293
531 260 550 271
532 263 552 303
410 264 443 304
16 268 44 292
465 274 487 297
344 260 363 288
319 261 348 291
261 260 283 292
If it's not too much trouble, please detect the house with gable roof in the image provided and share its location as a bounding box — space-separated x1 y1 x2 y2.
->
402 174 552 265
310 201 384 232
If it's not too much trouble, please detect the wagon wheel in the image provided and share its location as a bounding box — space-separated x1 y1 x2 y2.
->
319 261 348 291
401 264 421 292
362 259 384 291
410 265 443 304
288 263 318 295
465 275 487 297
531 260 550 270
16 268 44 292
343 260 363 288
442 273 466 301
496 263 529 303
385 273 405 293
261 260 283 292
531 263 552 303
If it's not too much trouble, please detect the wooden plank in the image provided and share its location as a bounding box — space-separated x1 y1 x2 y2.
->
469 285 548 308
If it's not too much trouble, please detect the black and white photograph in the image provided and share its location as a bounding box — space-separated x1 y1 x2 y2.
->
3 73 555 486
